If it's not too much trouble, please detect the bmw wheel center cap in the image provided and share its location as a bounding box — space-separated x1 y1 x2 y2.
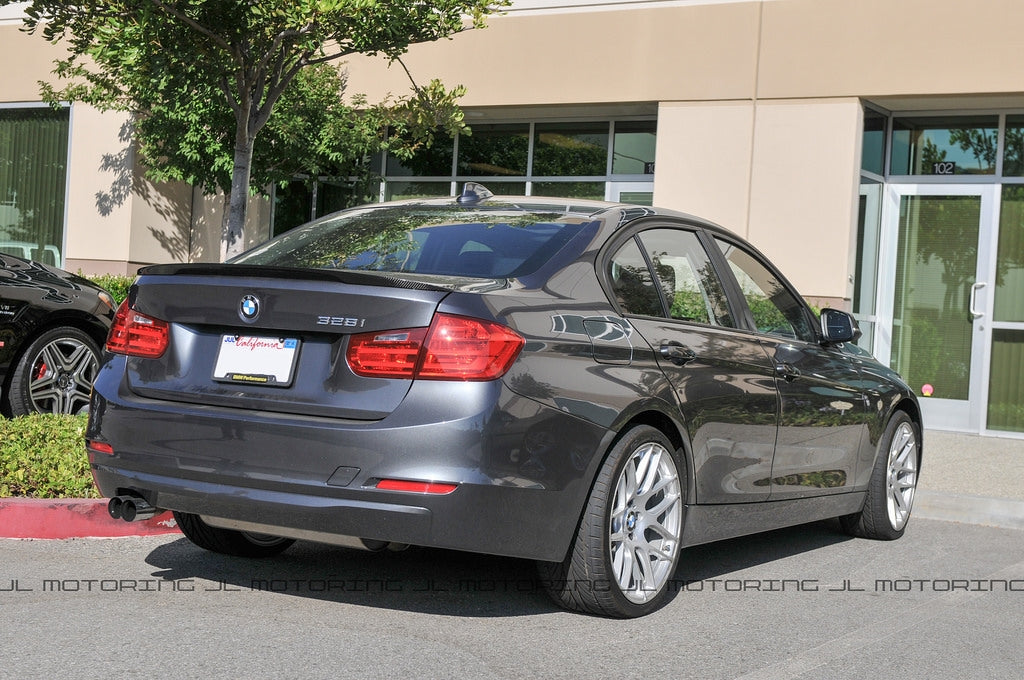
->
240 294 260 320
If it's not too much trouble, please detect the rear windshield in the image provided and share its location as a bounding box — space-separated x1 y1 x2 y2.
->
233 205 596 279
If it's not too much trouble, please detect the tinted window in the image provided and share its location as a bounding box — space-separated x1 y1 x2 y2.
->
635 229 734 327
235 205 593 279
715 238 815 341
608 237 663 317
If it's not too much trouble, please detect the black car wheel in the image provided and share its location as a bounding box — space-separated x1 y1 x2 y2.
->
8 326 101 416
841 411 920 540
540 425 684 617
174 512 296 557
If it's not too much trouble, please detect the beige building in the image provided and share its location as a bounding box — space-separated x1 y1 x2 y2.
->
2 0 1024 436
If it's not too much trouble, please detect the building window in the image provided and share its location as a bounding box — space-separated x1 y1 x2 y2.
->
861 109 887 176
271 118 657 234
532 122 609 177
612 121 656 176
0 107 69 266
890 115 999 176
380 118 656 204
457 123 529 177
1002 115 1024 177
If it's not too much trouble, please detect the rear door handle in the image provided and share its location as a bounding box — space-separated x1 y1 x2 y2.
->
775 363 800 382
660 342 697 366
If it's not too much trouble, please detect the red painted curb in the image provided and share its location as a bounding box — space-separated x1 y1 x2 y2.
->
0 498 181 539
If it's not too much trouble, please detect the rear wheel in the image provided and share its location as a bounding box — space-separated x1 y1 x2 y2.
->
539 425 684 617
173 512 295 557
7 326 100 416
841 411 919 540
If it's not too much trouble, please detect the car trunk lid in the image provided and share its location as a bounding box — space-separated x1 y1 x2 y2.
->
122 265 455 420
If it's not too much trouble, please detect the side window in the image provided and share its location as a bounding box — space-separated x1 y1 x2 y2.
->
715 238 815 341
609 238 663 317
636 229 734 327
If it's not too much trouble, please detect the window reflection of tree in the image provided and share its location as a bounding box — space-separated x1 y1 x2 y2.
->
717 241 811 340
236 205 576 275
611 263 662 317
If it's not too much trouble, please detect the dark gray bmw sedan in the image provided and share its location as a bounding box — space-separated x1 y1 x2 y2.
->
87 184 921 617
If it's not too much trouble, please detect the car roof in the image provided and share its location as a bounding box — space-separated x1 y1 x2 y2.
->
376 184 742 242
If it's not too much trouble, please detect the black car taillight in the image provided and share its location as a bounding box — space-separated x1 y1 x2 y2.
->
347 313 524 381
106 299 170 359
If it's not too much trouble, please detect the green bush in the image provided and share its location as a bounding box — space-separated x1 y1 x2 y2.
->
0 414 99 498
83 273 133 304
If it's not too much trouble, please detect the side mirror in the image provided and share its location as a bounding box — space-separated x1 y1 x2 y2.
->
819 308 862 344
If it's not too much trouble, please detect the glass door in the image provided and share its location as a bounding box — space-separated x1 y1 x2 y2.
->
876 184 998 432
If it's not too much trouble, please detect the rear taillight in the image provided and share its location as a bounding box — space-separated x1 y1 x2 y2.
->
106 299 170 359
347 313 524 381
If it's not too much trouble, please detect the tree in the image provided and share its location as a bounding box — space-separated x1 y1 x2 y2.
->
11 0 502 259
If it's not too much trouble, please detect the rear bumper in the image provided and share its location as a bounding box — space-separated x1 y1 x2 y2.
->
88 362 611 562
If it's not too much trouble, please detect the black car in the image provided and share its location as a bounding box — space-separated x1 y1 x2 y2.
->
88 185 921 617
1 253 116 416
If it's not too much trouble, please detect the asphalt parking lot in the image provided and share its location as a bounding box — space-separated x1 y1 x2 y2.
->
3 515 1022 679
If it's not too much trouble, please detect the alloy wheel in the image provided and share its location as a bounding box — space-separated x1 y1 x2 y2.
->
608 441 683 604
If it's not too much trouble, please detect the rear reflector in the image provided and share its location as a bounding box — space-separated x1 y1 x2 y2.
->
106 300 170 359
347 313 524 381
87 440 114 455
376 479 458 495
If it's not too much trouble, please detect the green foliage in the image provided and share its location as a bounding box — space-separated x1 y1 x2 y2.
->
16 0 507 256
670 289 710 324
84 273 133 304
748 295 790 334
0 415 99 498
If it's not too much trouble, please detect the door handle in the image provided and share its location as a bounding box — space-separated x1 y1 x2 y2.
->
775 363 800 382
969 282 987 319
659 342 697 366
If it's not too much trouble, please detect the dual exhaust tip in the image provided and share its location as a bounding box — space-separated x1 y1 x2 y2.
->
107 494 159 522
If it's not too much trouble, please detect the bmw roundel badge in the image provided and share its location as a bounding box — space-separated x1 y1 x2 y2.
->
240 294 260 320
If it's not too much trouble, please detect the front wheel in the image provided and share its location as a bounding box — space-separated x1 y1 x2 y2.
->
173 512 295 557
841 411 920 540
539 425 685 617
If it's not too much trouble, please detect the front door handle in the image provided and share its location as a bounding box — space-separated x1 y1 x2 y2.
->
660 342 697 366
969 281 987 319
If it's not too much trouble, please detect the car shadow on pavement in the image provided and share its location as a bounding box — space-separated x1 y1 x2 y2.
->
141 519 853 617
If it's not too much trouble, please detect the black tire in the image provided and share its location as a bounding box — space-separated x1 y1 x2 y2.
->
7 326 101 416
538 425 685 617
173 512 295 557
841 411 920 540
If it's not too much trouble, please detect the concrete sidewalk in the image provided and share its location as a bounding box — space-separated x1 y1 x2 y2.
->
914 429 1024 530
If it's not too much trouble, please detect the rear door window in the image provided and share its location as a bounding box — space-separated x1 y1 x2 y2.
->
608 227 734 328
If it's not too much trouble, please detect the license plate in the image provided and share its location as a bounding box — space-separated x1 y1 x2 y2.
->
212 335 300 387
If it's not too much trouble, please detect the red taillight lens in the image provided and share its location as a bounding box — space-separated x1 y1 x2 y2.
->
419 314 525 380
346 327 428 378
106 299 170 359
346 313 524 381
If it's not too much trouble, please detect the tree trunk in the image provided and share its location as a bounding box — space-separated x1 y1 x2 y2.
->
221 130 256 261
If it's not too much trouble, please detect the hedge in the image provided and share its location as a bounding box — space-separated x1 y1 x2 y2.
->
85 273 133 304
0 414 99 498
